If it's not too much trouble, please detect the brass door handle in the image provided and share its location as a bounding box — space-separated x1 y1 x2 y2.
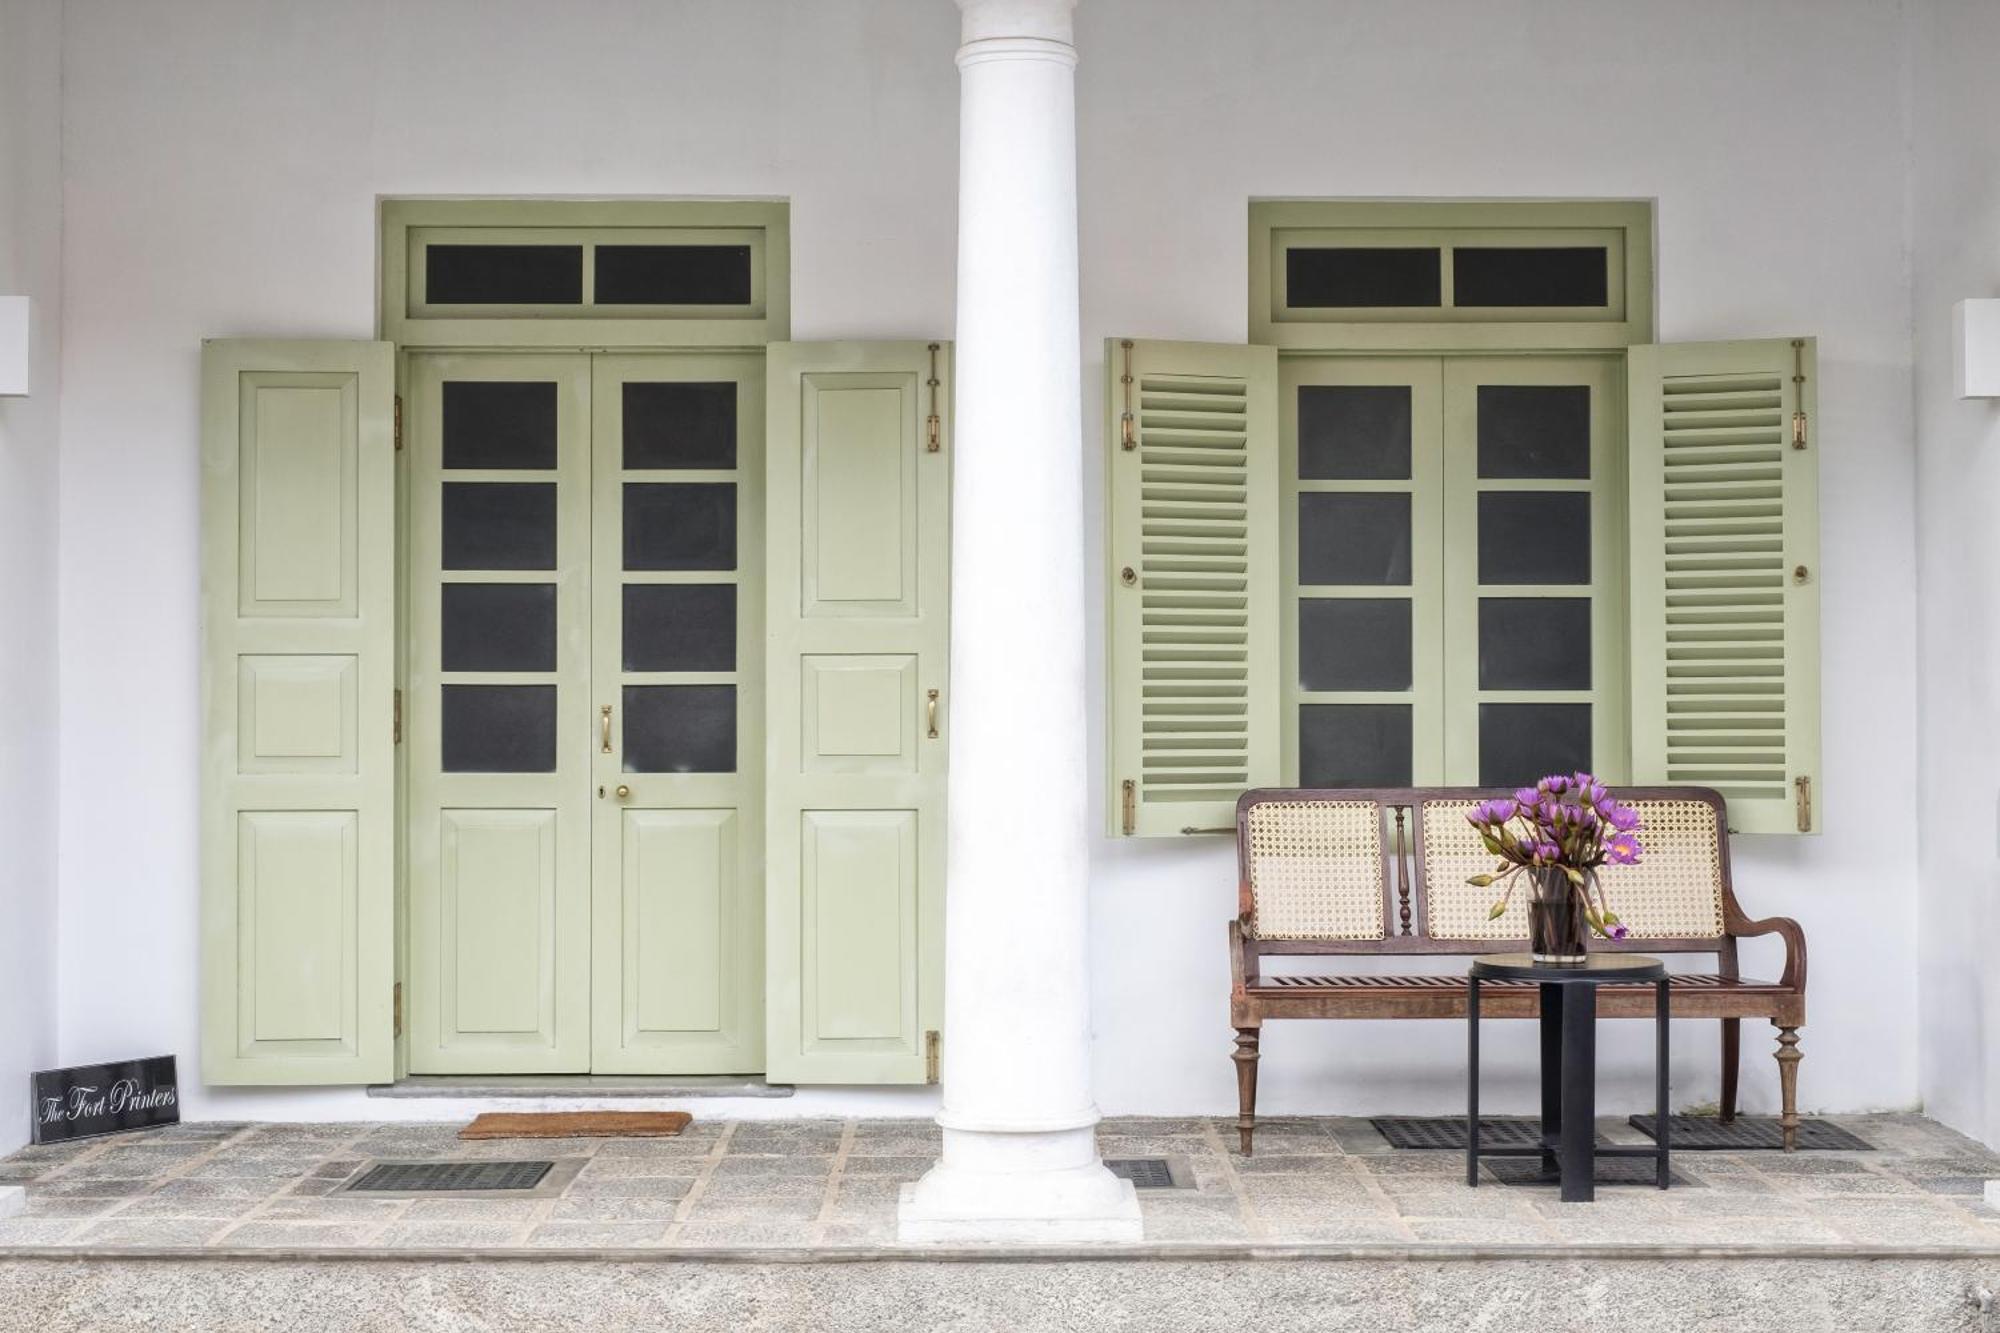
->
926 689 940 739
615 784 631 800
600 704 613 754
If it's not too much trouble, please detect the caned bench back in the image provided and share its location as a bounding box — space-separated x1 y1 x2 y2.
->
1239 788 1737 954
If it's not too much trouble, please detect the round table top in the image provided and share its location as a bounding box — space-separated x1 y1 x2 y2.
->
1469 953 1665 983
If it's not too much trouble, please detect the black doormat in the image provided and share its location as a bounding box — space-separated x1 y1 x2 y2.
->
1371 1117 1613 1151
1628 1115 1872 1151
1486 1155 1694 1189
349 1160 554 1192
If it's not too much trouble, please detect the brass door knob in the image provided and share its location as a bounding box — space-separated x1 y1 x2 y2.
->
615 784 631 799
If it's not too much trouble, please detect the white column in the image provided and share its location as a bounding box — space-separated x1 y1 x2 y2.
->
899 0 1140 1244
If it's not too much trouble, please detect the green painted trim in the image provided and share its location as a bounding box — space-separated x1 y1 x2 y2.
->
201 339 397 1086
1626 337 1820 835
379 198 790 350
764 342 950 1082
1249 199 1654 352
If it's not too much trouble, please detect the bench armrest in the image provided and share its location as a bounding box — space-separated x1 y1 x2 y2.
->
1730 913 1807 993
1228 915 1256 994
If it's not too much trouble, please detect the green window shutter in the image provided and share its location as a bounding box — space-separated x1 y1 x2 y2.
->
764 341 949 1083
1105 339 1280 837
1626 337 1820 834
201 340 397 1083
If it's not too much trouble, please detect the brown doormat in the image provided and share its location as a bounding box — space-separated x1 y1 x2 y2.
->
458 1111 692 1140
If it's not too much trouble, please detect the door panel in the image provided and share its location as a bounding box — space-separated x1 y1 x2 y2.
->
765 343 949 1084
591 354 765 1074
407 353 592 1073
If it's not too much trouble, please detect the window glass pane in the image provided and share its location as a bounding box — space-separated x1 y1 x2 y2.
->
623 482 737 571
443 381 558 470
1476 385 1590 479
623 382 737 470
1298 385 1411 480
441 685 556 772
441 583 557 672
623 584 736 672
1478 703 1592 787
1452 246 1608 308
1478 597 1591 690
1476 492 1590 585
1299 598 1412 692
426 245 583 305
596 245 753 305
1299 492 1412 586
1286 247 1441 308
442 482 557 571
624 684 735 773
1299 703 1413 786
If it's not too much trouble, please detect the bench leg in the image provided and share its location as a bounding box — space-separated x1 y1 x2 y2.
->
1719 1017 1741 1123
1774 1025 1802 1151
1232 1026 1261 1156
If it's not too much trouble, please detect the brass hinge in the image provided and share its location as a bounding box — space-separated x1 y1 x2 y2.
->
1790 339 1808 450
392 689 402 744
1119 339 1137 451
1794 776 1812 833
925 343 942 453
924 1029 940 1084
1121 779 1136 835
393 981 403 1039
394 395 403 452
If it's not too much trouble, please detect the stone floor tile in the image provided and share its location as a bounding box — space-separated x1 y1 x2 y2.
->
104 1195 255 1220
725 1131 846 1157
710 1154 835 1178
1098 1135 1222 1158
675 1219 816 1247
19 1195 124 1219
1404 1218 1545 1244
1142 1214 1255 1242
820 1220 896 1246
685 1198 824 1224
836 1155 929 1179
222 1221 381 1248
150 1177 284 1201
548 1195 686 1222
403 1197 546 1221
374 1221 529 1248
561 1176 696 1200
0 1218 85 1245
1384 1188 1542 1220
31 1175 164 1199
1099 1117 1212 1136
698 1173 829 1201
832 1178 907 1206
846 1131 939 1157
180 1157 318 1181
1230 1154 1363 1176
524 1221 670 1248
256 1195 408 1221
590 1137 720 1159
75 1217 230 1247
576 1155 703 1181
1264 1219 1412 1244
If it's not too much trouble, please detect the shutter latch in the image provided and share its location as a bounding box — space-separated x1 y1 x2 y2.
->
925 343 942 453
1121 779 1136 835
1119 339 1137 450
924 1030 941 1084
392 689 402 744
1790 339 1808 449
393 981 403 1039
1794 776 1812 833
394 395 403 452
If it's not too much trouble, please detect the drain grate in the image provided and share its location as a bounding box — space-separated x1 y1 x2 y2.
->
349 1160 554 1193
1105 1157 1187 1189
1486 1156 1694 1189
1372 1117 1607 1152
1628 1115 1871 1151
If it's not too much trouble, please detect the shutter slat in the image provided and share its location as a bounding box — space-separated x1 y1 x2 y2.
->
1628 338 1820 834
1109 340 1279 835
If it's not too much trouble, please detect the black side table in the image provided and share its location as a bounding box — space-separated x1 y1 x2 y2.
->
1466 953 1669 1203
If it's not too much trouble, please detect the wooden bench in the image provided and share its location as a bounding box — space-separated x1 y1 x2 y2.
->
1228 786 1807 1153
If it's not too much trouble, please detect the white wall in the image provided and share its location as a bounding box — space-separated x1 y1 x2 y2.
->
1911 0 2000 1149
0 0 64 1154
54 0 1922 1124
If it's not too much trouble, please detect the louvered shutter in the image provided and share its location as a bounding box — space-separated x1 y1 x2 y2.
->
1105 339 1280 837
1626 338 1820 834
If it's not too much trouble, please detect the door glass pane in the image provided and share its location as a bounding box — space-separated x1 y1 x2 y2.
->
1477 385 1590 479
596 245 753 305
441 685 557 772
623 382 737 470
623 584 736 672
623 684 735 773
425 245 583 305
1298 385 1411 480
1478 597 1591 689
1478 702 1592 787
443 382 559 470
1476 492 1589 584
442 482 558 571
1452 246 1608 307
441 583 557 672
1299 703 1413 786
623 482 737 571
1299 492 1412 586
1299 598 1412 691
1286 247 1440 308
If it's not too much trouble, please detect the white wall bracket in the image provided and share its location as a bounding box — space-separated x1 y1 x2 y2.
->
0 296 27 396
1954 299 2000 399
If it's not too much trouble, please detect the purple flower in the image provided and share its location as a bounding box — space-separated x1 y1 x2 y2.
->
1607 922 1631 941
1607 805 1641 832
1467 799 1517 826
1514 787 1539 807
1605 833 1642 865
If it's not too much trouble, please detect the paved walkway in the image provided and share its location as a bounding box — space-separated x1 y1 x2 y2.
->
1 1113 1997 1254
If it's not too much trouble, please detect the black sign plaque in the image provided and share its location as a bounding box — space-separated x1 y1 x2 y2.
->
31 1055 180 1145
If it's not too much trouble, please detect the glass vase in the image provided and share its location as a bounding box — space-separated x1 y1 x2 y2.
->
1527 866 1589 967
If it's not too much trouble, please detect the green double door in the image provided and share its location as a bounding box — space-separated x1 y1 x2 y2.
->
405 351 765 1074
